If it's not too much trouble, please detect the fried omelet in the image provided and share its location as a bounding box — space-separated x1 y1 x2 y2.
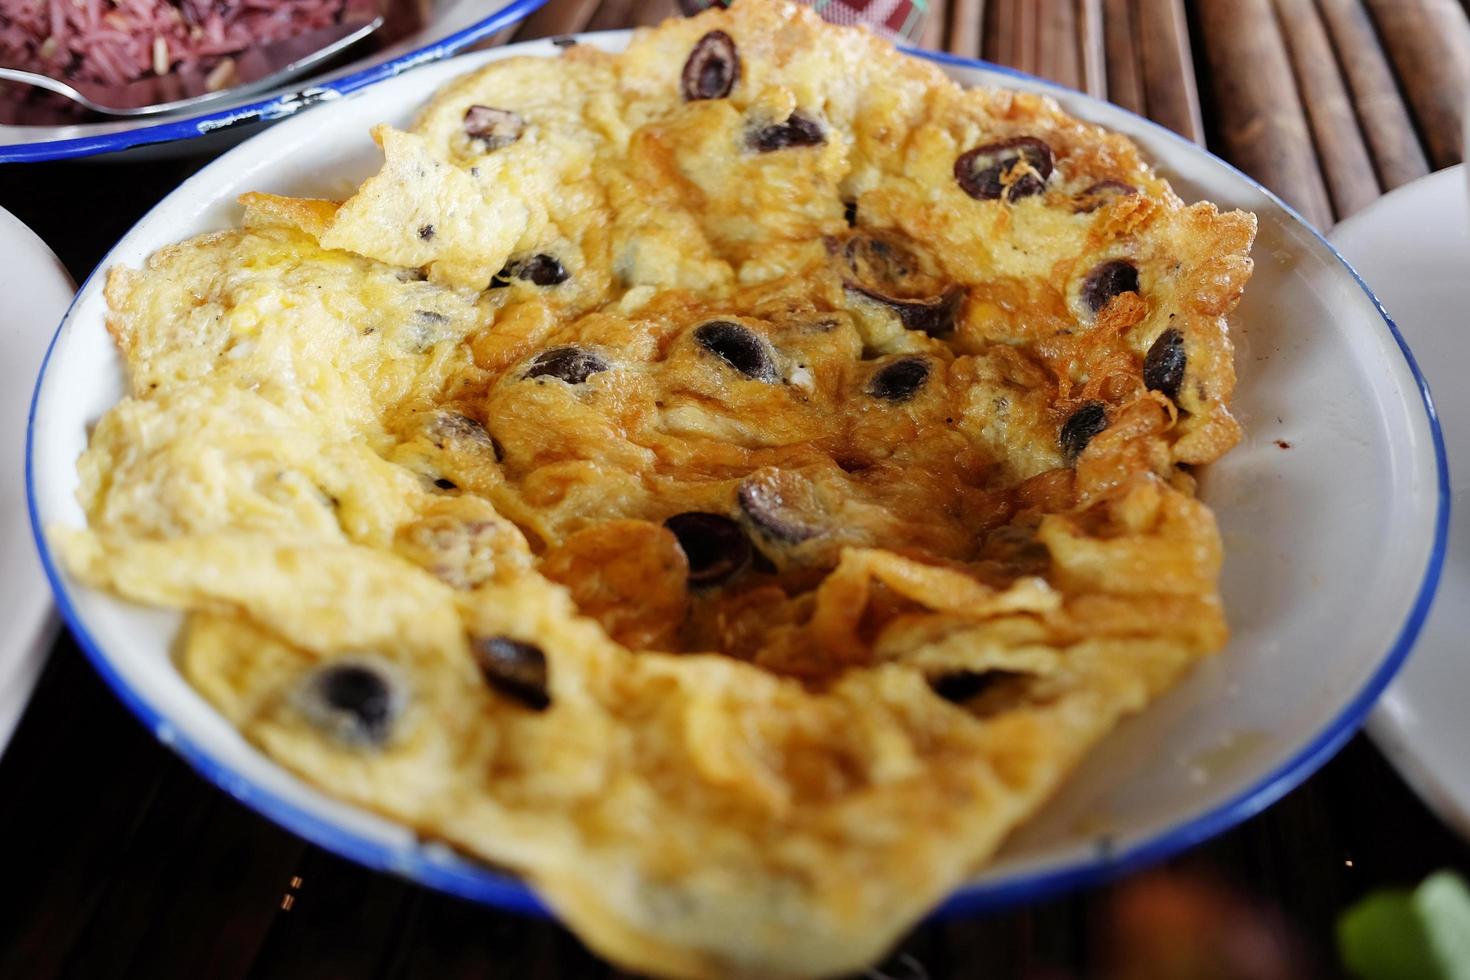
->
57 2 1256 977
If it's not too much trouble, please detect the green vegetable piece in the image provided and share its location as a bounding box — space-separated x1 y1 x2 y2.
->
1339 872 1470 980
1419 873 1470 978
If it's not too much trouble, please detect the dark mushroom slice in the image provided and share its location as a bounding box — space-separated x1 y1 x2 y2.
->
868 357 932 402
930 669 1005 704
473 636 550 711
297 658 404 747
426 411 496 451
463 105 525 151
841 233 921 292
930 670 1027 714
1060 401 1109 461
693 320 778 381
525 346 610 385
737 472 820 543
845 282 964 337
490 254 570 288
1143 327 1186 399
681 30 740 101
748 111 826 152
954 136 1055 201
1080 260 1140 315
664 512 752 586
1074 179 1138 212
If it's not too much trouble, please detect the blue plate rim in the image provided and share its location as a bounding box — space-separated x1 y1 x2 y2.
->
23 41 1451 921
0 0 548 165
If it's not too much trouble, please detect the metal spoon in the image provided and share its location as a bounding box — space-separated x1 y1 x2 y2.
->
0 14 382 118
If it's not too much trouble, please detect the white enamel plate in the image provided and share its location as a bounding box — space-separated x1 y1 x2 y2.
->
1 206 69 756
1331 166 1470 843
26 36 1448 916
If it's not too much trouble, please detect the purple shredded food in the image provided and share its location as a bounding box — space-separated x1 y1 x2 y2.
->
0 0 347 122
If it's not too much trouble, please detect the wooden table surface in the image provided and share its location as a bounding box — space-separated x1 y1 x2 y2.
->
4 1 1470 976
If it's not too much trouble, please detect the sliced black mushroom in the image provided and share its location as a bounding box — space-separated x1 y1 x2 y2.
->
682 30 740 101
1144 327 1186 399
693 320 778 381
664 512 752 586
1074 179 1138 213
845 283 964 337
298 659 404 747
1060 401 1108 461
525 346 610 385
841 233 921 292
473 636 550 711
1080 260 1140 315
426 411 496 452
490 254 570 288
954 136 1055 201
737 472 820 543
463 105 525 151
930 669 1008 704
868 357 932 402
748 111 825 152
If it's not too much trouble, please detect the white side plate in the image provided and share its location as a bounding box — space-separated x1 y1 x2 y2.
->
26 37 1448 915
1 206 69 756
1332 165 1470 842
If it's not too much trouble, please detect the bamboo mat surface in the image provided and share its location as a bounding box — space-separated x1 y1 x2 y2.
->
3 2 1470 978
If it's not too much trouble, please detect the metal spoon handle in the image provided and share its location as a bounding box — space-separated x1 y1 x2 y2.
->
0 67 109 114
0 15 382 118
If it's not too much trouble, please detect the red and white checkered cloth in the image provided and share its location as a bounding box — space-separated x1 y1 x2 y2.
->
675 0 930 43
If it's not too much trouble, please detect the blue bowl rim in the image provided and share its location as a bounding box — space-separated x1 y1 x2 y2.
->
0 0 548 165
23 39 1451 921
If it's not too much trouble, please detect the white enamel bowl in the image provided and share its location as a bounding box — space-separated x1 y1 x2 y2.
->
1332 166 1470 842
0 0 545 163
0 205 69 756
27 35 1449 917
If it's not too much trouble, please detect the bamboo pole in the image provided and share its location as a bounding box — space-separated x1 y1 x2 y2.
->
923 0 951 49
1037 0 1083 88
1198 0 1335 227
1315 0 1430 190
1013 0 1039 73
949 0 987 59
1103 0 1145 114
1361 0 1470 169
1274 0 1381 217
1134 0 1204 142
633 0 679 27
1080 0 1107 98
516 0 603 39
